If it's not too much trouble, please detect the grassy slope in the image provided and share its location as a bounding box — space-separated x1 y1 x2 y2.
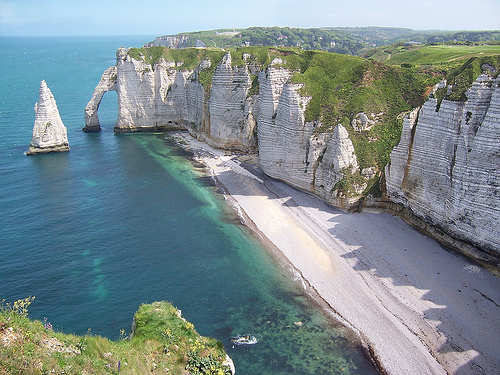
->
0 299 231 375
287 50 438 175
365 43 500 66
434 55 500 104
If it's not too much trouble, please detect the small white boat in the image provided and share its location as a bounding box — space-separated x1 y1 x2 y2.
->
230 334 258 345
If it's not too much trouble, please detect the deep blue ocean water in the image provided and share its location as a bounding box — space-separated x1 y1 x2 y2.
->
0 36 377 374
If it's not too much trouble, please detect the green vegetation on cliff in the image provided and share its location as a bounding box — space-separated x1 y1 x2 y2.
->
127 46 226 72
364 43 500 68
151 27 500 56
438 55 500 101
0 297 231 375
150 26 409 55
285 50 437 171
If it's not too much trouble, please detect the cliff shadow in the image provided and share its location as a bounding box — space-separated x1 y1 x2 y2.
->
333 212 500 374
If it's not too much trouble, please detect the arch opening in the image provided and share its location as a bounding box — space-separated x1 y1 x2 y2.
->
83 66 117 132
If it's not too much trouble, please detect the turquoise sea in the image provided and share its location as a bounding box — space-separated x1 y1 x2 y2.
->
0 36 378 374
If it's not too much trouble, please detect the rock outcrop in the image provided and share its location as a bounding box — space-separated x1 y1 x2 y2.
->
386 74 500 264
148 35 192 48
27 80 69 155
83 66 117 132
206 52 257 151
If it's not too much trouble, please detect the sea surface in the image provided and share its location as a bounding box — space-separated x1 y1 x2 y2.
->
0 36 378 374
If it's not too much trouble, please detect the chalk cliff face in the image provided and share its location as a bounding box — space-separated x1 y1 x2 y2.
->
84 49 257 151
206 52 257 151
145 35 206 49
27 80 69 155
386 74 500 259
113 47 190 132
84 66 117 131
85 49 359 201
85 49 500 263
93 50 359 195
257 59 360 208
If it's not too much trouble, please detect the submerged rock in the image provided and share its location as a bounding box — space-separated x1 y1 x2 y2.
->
27 80 69 155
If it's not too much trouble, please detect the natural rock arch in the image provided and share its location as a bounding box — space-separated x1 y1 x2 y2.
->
83 66 117 132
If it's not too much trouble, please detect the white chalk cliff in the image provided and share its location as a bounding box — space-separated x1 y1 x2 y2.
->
85 50 500 265
84 66 117 131
27 80 69 155
386 74 500 263
206 52 257 151
84 50 358 194
256 59 360 208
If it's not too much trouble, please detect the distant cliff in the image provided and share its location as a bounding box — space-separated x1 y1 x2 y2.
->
84 47 500 268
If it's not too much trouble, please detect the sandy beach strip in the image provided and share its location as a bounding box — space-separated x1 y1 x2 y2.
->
174 133 500 375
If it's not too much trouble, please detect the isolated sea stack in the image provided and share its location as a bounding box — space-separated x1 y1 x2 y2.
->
26 80 69 155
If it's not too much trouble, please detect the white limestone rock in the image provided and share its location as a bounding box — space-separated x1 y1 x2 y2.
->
386 75 500 256
151 35 191 49
83 66 117 131
206 52 257 151
361 167 376 180
85 49 257 149
27 80 69 155
313 124 360 201
257 62 312 190
114 47 160 131
385 107 420 204
351 112 376 131
257 60 359 208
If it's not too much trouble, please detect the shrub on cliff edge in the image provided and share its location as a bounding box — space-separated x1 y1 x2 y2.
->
0 298 231 374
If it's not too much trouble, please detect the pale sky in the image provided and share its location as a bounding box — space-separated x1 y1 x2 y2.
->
0 0 499 37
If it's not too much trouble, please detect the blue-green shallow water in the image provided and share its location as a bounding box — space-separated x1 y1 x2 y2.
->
0 36 378 374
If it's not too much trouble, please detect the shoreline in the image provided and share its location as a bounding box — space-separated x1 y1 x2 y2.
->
172 131 500 375
217 173 383 369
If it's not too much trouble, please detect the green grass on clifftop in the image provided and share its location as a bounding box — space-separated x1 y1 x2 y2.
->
364 43 500 67
0 298 231 375
438 55 500 102
288 50 438 171
127 46 226 72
